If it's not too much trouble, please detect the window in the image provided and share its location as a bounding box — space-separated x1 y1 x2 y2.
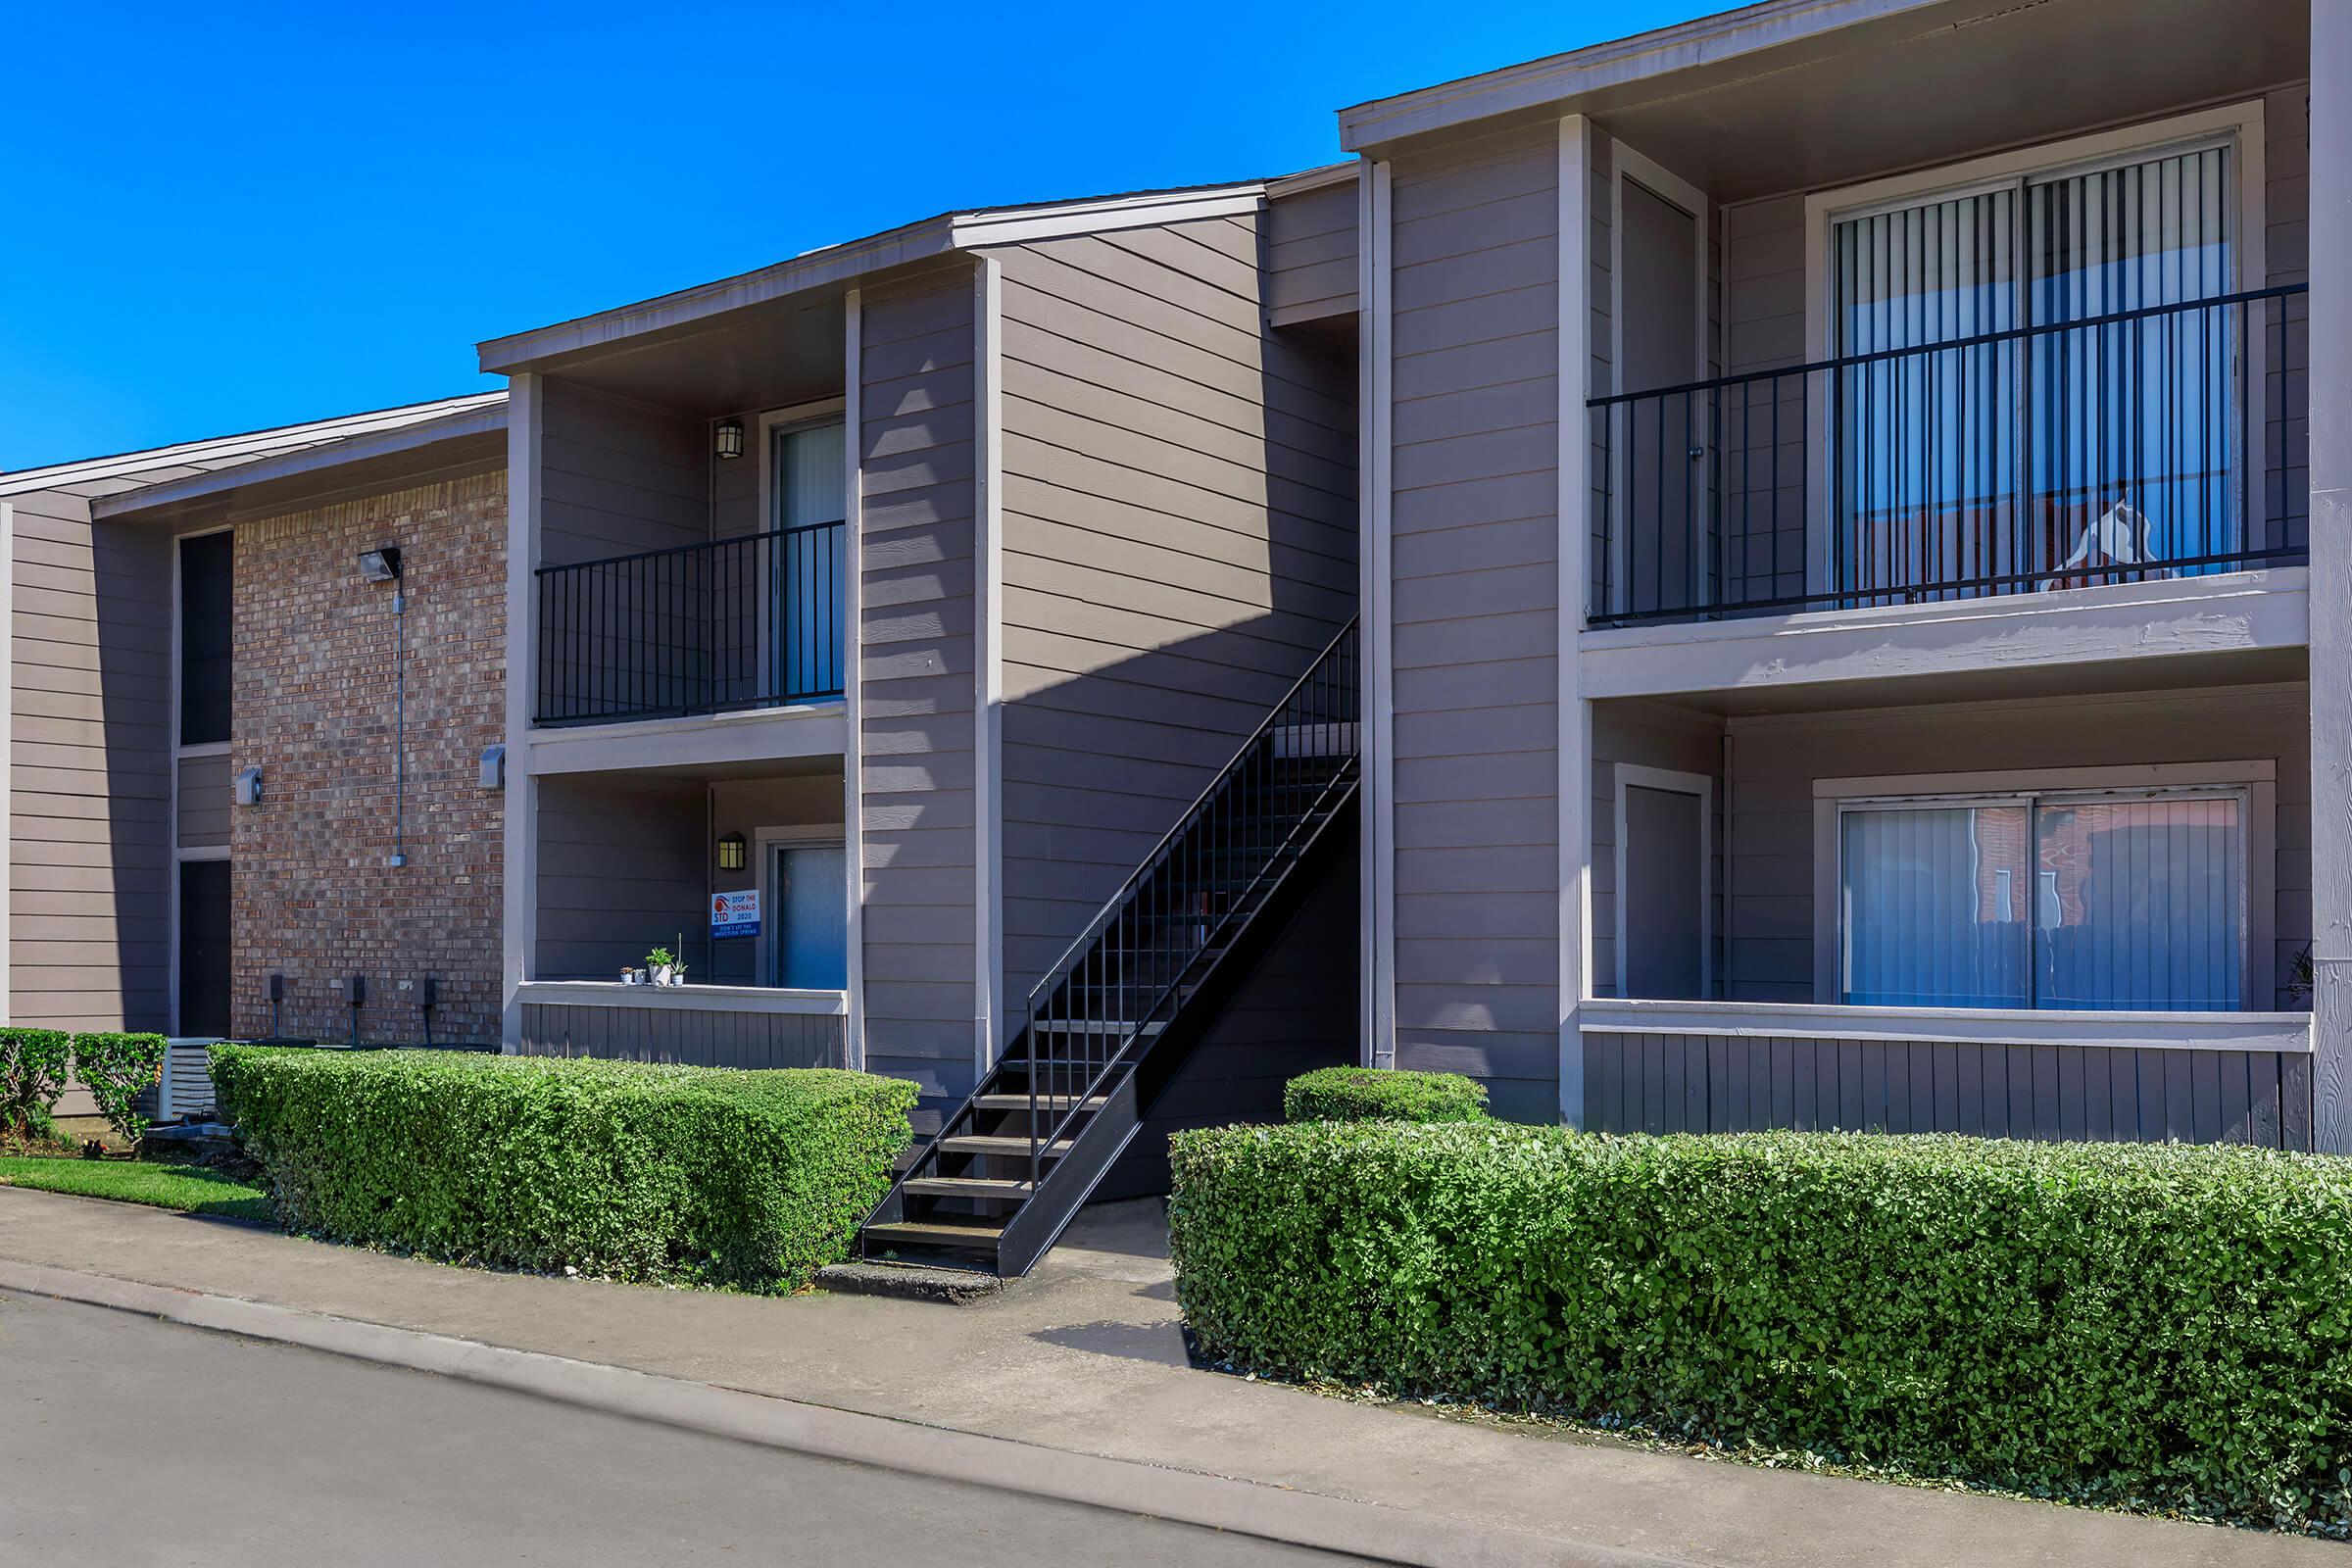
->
178 531 233 746
767 416 847 702
1826 126 2246 598
1839 790 2243 1012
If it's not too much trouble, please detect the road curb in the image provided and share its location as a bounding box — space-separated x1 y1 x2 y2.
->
0 1258 1686 1568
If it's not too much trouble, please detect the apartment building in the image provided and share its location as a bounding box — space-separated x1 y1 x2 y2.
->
3 0 2341 1269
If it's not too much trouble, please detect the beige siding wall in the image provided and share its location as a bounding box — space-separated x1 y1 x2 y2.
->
1265 178 1360 325
988 214 1357 1013
534 771 707 982
537 378 708 567
1725 685 2310 1009
858 266 980 1101
1387 120 1561 1123
1590 702 1725 1001
175 752 229 851
11 488 172 1033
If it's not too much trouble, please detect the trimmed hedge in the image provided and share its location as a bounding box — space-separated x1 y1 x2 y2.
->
1170 1121 2352 1534
211 1047 914 1291
73 1032 166 1143
0 1029 73 1139
1282 1066 1488 1124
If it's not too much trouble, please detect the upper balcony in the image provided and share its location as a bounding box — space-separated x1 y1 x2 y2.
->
533 519 845 725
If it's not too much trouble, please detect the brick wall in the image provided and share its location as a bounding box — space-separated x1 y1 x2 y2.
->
229 470 505 1043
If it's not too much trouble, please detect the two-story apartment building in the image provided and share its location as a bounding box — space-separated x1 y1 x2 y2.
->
1347 0 2343 1160
4 0 2342 1269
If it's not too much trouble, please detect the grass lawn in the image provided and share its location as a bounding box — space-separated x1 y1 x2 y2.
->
0 1157 272 1222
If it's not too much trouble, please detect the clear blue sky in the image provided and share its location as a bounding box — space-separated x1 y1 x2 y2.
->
0 0 1696 470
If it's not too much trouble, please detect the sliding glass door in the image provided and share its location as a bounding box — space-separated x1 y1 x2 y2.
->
1839 791 2243 1012
1832 139 2238 603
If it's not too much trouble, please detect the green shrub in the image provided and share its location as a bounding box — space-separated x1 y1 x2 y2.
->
73 1032 167 1144
0 1029 73 1139
1169 1122 2352 1534
1282 1065 1488 1124
210 1047 915 1291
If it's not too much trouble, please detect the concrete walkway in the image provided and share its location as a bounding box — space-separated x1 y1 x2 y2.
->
0 1187 2329 1568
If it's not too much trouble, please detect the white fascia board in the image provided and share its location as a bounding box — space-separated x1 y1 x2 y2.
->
476 220 961 375
1579 997 2314 1055
950 186 1264 248
1338 0 1963 152
515 981 849 1017
1580 569 2310 701
524 703 850 776
0 392 507 500
91 401 510 520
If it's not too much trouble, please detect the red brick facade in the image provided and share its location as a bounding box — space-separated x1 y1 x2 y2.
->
228 470 505 1043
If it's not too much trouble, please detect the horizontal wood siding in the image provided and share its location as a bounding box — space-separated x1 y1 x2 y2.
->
534 772 707 981
1726 685 2310 1008
1265 178 1359 324
988 214 1358 1021
518 1003 844 1068
12 487 172 1032
176 751 229 850
1388 121 1560 1123
858 267 980 1102
537 379 709 568
1584 1031 2314 1151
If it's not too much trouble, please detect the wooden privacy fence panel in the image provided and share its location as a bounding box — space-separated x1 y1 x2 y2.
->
1583 1031 2313 1151
518 1004 845 1072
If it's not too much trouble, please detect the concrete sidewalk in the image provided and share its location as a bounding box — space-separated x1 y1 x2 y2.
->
0 1188 2328 1568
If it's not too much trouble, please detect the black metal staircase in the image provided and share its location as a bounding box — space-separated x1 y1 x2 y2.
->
857 618 1360 1276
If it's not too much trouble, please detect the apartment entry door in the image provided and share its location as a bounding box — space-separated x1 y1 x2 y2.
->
1616 767 1712 1001
177 858 231 1037
764 840 848 991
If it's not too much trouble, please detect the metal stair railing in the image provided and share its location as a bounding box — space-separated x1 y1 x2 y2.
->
1019 618 1360 1189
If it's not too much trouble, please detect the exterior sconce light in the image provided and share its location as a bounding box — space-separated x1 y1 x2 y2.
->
714 418 745 461
717 831 749 872
358 546 403 582
233 765 264 807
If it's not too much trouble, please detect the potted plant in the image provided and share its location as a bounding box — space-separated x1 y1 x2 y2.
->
646 947 681 987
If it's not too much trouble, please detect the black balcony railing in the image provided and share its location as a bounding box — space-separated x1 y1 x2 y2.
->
1589 284 2308 627
534 520 845 724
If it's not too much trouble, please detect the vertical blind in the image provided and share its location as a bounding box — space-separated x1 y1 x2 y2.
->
1833 141 2237 598
1840 793 2243 1012
772 419 849 701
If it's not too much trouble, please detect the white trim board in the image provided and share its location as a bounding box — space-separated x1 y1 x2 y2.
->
1557 114 1594 1128
972 256 1005 1076
842 288 867 1072
524 703 848 776
1611 764 1714 1001
500 374 545 1050
1360 156 1396 1071
514 980 849 1017
1578 997 2311 1054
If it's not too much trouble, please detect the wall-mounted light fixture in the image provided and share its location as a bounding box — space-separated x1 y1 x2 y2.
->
717 831 748 873
714 418 745 461
234 765 264 807
358 546 403 582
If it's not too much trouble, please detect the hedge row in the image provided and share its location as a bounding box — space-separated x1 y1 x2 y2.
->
1282 1066 1487 1124
1169 1120 2352 1534
0 1029 167 1142
210 1047 914 1291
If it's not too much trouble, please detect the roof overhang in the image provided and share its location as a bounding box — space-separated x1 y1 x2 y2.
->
94 397 508 527
475 182 1267 379
1338 0 1978 152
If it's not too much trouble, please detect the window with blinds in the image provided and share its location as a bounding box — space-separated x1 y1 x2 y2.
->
1839 789 2245 1013
1831 140 2239 600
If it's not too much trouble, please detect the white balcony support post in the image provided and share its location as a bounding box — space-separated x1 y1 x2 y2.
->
1360 156 1396 1071
1557 114 1593 1127
501 373 544 1052
2310 1 2352 1152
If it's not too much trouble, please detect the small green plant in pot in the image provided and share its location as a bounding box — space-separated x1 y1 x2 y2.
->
645 947 686 988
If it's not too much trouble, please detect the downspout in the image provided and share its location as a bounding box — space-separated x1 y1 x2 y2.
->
390 580 409 868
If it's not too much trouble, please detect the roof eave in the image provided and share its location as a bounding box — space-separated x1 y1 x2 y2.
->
1337 0 1956 152
93 401 510 525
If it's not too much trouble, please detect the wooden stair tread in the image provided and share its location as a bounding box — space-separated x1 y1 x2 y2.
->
939 1134 1074 1157
973 1094 1106 1112
863 1219 1005 1246
904 1175 1036 1198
